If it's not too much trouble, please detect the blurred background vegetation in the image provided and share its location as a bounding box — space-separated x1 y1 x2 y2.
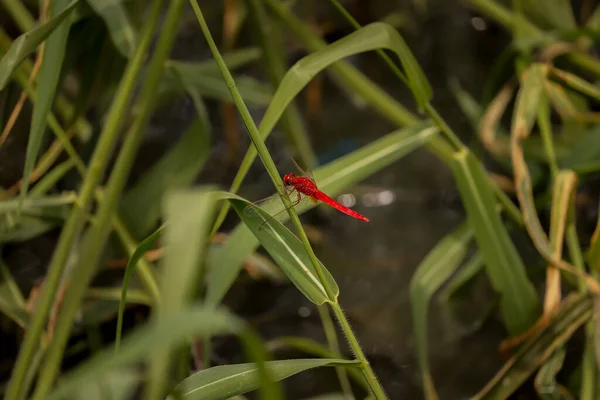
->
1 0 600 399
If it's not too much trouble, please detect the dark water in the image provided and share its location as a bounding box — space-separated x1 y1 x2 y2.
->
0 0 543 398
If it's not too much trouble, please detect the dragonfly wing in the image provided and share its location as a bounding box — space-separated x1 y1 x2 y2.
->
291 158 316 183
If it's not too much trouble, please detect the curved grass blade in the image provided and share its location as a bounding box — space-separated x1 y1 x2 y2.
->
168 359 360 400
410 222 473 399
473 294 592 399
440 252 484 301
0 0 79 90
115 224 165 350
206 123 438 307
87 0 137 58
147 188 221 398
18 0 75 208
120 116 210 239
451 148 540 335
511 65 600 293
269 336 368 390
46 306 257 400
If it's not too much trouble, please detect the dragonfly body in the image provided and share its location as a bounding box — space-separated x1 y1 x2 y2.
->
283 173 369 222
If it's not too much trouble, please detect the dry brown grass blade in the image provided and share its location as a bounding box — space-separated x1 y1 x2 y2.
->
545 81 600 123
479 82 514 157
544 171 577 314
0 0 51 149
512 65 600 295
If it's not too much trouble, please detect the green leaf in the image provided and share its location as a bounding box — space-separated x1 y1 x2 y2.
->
206 123 438 307
0 0 79 90
227 196 339 305
46 306 248 400
19 0 76 206
87 0 137 58
148 189 221 397
410 222 473 399
115 224 165 350
473 294 592 399
120 116 210 239
168 359 360 400
451 148 540 335
269 337 368 390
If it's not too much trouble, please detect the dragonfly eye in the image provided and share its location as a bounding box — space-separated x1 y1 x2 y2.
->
283 173 294 185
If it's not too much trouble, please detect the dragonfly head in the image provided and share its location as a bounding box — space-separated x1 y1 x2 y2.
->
283 173 296 185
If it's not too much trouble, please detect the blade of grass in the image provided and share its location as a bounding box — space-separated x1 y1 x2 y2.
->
227 195 337 305
4 1 165 398
18 0 74 207
30 0 184 397
451 148 540 335
0 0 79 90
146 189 220 400
168 359 360 400
269 336 367 390
410 222 473 400
45 306 262 400
473 294 592 399
511 65 600 293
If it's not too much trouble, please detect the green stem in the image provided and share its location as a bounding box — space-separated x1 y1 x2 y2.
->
317 305 354 399
4 2 164 398
189 1 386 397
331 303 387 399
31 0 177 395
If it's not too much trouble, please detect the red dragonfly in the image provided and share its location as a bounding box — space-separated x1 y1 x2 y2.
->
245 160 369 228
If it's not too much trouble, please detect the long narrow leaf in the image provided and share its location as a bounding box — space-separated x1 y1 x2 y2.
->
451 148 540 335
410 222 473 400
0 0 79 90
168 359 360 400
19 0 74 206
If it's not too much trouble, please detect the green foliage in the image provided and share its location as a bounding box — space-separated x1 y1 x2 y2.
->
1 0 600 398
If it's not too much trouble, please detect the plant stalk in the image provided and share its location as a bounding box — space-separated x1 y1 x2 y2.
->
4 1 164 398
189 1 387 397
